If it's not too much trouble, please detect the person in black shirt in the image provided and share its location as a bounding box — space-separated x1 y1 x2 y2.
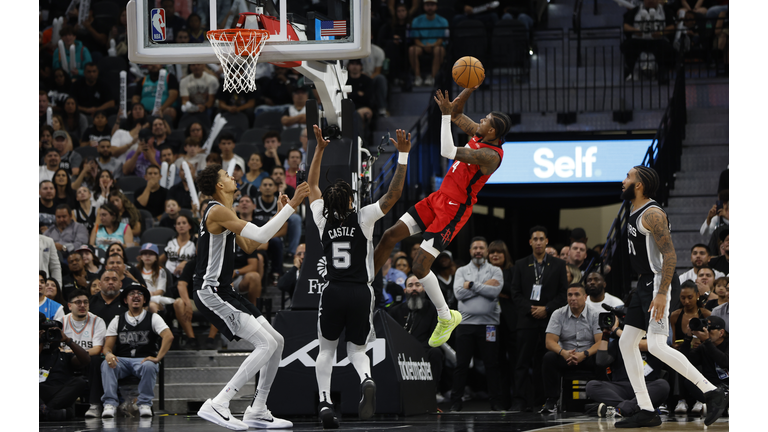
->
167 162 195 210
620 0 676 82
39 313 91 421
135 165 168 218
251 177 287 284
679 316 729 410
88 270 125 325
71 63 116 118
40 180 58 232
346 59 375 125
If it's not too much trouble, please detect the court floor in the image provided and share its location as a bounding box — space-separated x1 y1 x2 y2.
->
39 411 729 432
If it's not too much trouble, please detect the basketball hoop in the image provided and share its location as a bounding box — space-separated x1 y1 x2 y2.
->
207 29 270 93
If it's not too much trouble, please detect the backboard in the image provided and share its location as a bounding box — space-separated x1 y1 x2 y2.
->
127 0 370 65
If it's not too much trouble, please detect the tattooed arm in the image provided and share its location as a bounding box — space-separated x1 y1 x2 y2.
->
377 129 411 215
643 207 677 320
454 147 502 175
451 88 480 136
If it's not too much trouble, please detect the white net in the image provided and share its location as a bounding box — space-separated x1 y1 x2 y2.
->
207 30 269 93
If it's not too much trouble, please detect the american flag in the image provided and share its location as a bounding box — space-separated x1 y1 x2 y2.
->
320 20 347 37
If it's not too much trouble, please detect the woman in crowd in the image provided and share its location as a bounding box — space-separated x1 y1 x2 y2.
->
113 101 150 135
88 278 101 297
566 264 582 285
185 121 208 148
91 202 135 251
160 214 197 277
109 190 142 238
74 186 98 233
394 256 412 276
52 168 77 208
47 67 72 109
77 245 101 279
242 153 269 189
488 239 515 409
136 243 174 314
94 169 116 205
45 278 69 314
62 96 88 143
158 199 182 231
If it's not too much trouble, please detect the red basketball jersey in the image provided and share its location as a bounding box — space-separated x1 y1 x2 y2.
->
440 136 504 206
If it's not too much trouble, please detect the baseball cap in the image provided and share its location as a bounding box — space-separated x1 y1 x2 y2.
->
75 244 95 255
707 316 726 331
140 243 160 255
438 250 453 259
292 85 309 93
53 130 67 140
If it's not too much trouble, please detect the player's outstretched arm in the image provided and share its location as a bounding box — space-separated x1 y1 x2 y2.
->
378 129 410 215
308 124 330 203
434 90 459 160
450 87 480 136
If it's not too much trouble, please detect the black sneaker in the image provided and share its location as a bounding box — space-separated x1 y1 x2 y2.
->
539 398 557 414
205 338 217 350
704 387 728 426
358 377 376 419
615 410 661 428
318 401 339 429
450 401 462 412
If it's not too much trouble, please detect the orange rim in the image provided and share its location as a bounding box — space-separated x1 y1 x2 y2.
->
206 29 270 43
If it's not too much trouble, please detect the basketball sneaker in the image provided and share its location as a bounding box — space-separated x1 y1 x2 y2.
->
101 404 116 418
674 399 688 414
615 410 662 428
429 310 462 347
358 377 376 420
704 387 728 426
691 401 704 415
138 405 153 417
598 403 622 418
242 406 293 429
198 399 248 431
84 404 101 418
318 401 339 429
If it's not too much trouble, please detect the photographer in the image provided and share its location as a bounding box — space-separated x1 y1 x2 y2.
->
585 307 669 419
39 312 91 421
679 316 729 410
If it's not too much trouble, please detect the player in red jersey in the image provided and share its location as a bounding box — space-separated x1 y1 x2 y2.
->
373 87 512 347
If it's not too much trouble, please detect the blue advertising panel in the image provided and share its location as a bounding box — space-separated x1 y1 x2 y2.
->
485 140 653 184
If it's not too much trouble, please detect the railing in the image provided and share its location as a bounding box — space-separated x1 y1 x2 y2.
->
601 55 687 300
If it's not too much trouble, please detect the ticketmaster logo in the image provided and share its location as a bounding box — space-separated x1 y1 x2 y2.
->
397 354 433 381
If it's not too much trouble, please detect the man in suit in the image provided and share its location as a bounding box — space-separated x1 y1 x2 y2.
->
509 226 568 412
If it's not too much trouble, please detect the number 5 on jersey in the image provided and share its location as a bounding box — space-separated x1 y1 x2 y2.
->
332 242 351 269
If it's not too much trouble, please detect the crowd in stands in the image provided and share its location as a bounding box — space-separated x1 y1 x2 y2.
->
38 0 728 422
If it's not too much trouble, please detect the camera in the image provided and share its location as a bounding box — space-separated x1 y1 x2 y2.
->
689 317 709 332
697 293 709 308
296 164 307 184
40 318 63 344
598 312 615 331
322 124 342 140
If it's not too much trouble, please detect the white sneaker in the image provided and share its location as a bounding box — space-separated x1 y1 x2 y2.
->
243 406 293 428
424 75 435 86
102 404 117 418
138 404 153 417
436 393 446 404
85 404 101 418
674 399 688 414
414 76 423 87
198 399 248 431
691 401 704 415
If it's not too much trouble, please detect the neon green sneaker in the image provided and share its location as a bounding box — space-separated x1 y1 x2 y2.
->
428 310 462 347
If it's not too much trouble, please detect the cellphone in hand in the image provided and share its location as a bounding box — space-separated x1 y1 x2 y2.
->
296 164 307 184
716 200 723 211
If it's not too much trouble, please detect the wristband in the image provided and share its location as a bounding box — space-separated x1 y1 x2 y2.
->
584 350 590 358
398 152 408 165
558 348 563 356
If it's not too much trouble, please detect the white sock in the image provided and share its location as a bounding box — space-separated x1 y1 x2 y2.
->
251 316 284 412
213 315 277 405
647 333 717 394
419 271 450 320
315 335 338 404
619 325 654 411
346 342 371 382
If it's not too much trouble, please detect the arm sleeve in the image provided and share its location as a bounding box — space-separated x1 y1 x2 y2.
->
310 199 327 234
239 205 295 243
360 202 385 240
440 115 457 159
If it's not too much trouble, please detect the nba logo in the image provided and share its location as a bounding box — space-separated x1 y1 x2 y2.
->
151 8 166 42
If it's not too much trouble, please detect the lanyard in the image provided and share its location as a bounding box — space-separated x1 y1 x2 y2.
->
534 260 545 284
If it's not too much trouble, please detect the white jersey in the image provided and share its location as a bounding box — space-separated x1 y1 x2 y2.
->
62 312 107 352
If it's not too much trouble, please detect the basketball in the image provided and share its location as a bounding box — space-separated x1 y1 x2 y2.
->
452 56 485 89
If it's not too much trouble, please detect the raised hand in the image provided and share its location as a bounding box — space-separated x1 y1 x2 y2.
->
276 192 289 212
290 182 310 209
433 90 453 115
389 129 411 153
312 124 330 151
